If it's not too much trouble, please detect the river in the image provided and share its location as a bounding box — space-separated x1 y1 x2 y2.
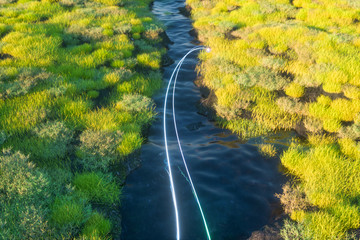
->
120 0 288 239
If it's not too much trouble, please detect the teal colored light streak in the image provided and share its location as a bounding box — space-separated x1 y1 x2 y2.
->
172 46 212 240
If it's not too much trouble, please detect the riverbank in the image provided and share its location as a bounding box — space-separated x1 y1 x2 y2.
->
0 0 168 238
186 0 360 239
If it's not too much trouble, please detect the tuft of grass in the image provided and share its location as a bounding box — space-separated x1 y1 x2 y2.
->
51 195 90 229
338 124 360 140
0 149 55 239
0 91 50 135
258 144 277 157
322 118 342 133
322 81 343 93
115 94 154 113
117 132 143 156
87 90 99 99
55 97 93 130
224 118 271 139
303 117 322 133
2 32 61 67
285 83 305 98
136 51 161 70
338 138 360 160
81 212 111 238
252 101 299 130
316 95 332 106
73 172 120 205
93 0 124 6
4 121 74 167
76 130 123 171
343 84 360 100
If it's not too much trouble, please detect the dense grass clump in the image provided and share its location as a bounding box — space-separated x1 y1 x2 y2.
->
0 0 166 238
0 149 67 239
281 142 360 239
73 172 120 205
51 196 90 229
81 212 112 238
76 130 123 171
188 0 360 238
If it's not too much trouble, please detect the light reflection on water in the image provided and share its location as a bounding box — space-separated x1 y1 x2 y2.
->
120 0 288 239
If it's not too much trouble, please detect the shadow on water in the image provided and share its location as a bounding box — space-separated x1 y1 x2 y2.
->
120 0 288 239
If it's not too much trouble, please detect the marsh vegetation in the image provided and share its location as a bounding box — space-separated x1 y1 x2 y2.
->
187 0 360 238
0 0 166 238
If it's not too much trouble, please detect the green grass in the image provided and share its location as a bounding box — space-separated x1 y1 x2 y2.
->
3 121 74 167
0 149 55 239
76 129 123 171
51 196 90 228
0 0 166 238
285 83 305 98
188 0 360 238
0 91 50 135
258 144 277 157
81 212 112 238
117 131 143 156
73 172 120 205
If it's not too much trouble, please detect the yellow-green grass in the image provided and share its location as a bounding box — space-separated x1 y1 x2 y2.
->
258 144 277 157
0 0 166 238
281 142 360 239
188 0 360 238
81 212 112 239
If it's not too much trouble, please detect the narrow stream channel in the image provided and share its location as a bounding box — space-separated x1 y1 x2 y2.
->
120 0 288 239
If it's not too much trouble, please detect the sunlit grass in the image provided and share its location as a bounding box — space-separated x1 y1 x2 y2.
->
0 0 166 238
188 0 360 238
73 172 120 205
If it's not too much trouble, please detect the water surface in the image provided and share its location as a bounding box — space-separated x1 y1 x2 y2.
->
120 1 287 239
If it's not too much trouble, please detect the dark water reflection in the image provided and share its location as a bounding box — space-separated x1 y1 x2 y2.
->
120 0 288 239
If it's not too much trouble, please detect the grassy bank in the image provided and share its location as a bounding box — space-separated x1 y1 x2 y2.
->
0 0 166 238
187 0 360 238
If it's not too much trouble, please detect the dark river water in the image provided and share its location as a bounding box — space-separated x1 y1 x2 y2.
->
120 0 288 239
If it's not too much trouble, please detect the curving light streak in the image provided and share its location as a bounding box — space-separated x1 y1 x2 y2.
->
172 47 212 240
163 46 211 240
